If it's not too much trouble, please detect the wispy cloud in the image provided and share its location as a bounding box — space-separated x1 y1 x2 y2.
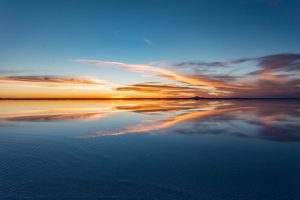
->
73 59 242 90
115 82 207 97
0 75 106 85
143 37 155 46
175 53 300 75
173 53 300 98
74 53 300 97
3 53 299 98
0 70 33 75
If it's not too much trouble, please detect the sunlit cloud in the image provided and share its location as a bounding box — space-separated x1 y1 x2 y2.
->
73 59 243 90
73 53 300 98
173 53 300 98
0 75 116 96
1 53 299 98
0 73 124 99
0 75 106 85
114 82 208 97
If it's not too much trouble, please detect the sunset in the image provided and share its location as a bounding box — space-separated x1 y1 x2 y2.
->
1 0 300 199
2 53 300 98
1 0 300 99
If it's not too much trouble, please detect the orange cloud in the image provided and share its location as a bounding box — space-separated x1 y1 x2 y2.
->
174 53 300 98
114 82 208 97
1 53 299 99
0 75 106 85
0 75 119 98
74 59 242 89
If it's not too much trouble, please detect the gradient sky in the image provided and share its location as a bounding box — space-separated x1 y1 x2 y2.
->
1 0 300 98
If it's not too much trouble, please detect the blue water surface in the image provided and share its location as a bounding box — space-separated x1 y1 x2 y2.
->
0 100 300 200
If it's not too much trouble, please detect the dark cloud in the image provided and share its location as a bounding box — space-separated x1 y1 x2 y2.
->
175 53 300 72
173 53 300 98
3 53 299 98
175 61 226 67
251 53 300 74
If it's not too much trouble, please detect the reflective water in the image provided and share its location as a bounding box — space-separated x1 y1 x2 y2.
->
0 100 300 199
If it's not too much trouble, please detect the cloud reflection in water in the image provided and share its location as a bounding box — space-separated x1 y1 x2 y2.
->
0 100 299 142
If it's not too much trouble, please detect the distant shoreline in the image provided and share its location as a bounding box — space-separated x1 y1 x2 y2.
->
1 97 300 100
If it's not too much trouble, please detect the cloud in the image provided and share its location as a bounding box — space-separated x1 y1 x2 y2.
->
116 82 195 91
0 75 105 85
175 61 227 67
143 37 155 46
176 53 300 74
5 53 292 98
250 53 300 75
73 59 242 90
0 70 32 75
74 53 300 98
173 53 300 98
232 54 300 97
115 82 208 97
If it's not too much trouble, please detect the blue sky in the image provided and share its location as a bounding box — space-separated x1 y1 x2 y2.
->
1 0 300 98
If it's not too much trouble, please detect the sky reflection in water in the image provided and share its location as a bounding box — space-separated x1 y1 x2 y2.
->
1 100 300 142
1 100 300 199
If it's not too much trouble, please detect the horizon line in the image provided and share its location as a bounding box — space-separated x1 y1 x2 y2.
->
1 97 300 100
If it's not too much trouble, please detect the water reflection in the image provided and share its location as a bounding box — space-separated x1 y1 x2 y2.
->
0 100 300 142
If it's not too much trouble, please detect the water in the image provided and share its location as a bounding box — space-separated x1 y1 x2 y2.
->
0 100 300 200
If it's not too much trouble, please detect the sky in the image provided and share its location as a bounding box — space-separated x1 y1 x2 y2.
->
1 0 300 98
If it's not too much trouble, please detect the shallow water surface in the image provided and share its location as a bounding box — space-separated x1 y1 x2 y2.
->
0 100 300 199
